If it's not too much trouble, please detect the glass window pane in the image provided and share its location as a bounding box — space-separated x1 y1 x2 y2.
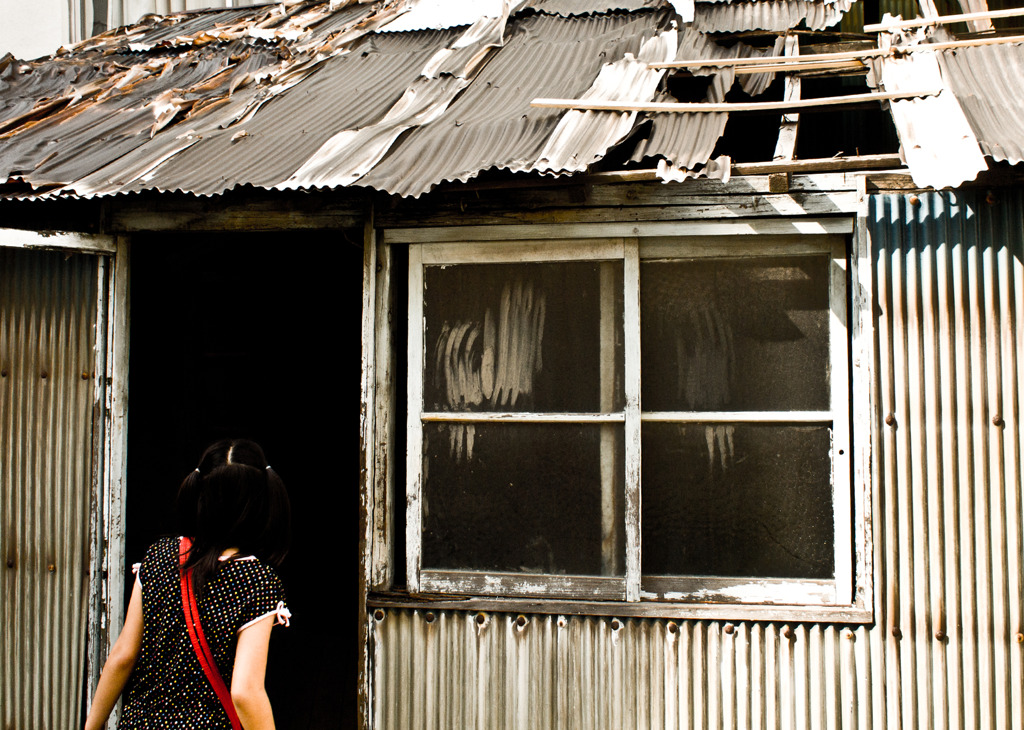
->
641 256 830 412
422 422 625 576
423 262 623 413
641 422 834 580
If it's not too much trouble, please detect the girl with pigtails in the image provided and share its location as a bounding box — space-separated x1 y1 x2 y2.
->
85 439 292 730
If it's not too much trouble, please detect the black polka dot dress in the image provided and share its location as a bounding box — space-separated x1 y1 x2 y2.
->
119 537 288 729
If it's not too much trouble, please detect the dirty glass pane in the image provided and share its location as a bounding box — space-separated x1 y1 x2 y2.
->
423 261 624 413
422 422 625 576
641 423 834 579
640 255 830 412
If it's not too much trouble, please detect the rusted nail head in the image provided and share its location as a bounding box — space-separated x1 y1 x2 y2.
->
885 413 896 426
5 560 13 569
476 612 487 625
373 609 385 621
40 371 48 379
667 621 678 634
48 564 56 573
782 626 794 639
0 369 6 377
993 415 1005 427
611 619 621 631
424 612 435 623
1015 633 1024 644
81 371 90 380
909 195 920 206
892 627 902 639
515 615 527 627
843 629 855 640
724 623 735 635
935 630 946 641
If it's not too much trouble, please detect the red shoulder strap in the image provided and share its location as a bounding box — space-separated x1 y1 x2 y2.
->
179 537 244 730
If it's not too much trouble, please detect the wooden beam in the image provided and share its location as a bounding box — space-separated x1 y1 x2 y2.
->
736 59 867 74
731 154 904 175
864 6 1024 32
531 90 939 114
654 33 1024 71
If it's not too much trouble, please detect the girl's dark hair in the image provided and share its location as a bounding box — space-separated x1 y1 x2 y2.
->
176 439 291 594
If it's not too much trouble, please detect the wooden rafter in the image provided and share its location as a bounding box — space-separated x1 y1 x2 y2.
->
531 90 940 114
652 33 1024 72
864 6 1024 32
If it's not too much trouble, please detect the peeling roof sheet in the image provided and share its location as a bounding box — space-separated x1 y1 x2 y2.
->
937 42 1024 165
692 0 852 32
865 35 1024 189
3 0 734 199
20 0 1006 200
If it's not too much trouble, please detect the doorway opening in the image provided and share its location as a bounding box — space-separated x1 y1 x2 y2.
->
126 231 362 728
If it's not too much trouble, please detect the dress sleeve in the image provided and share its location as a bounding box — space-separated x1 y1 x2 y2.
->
236 565 289 632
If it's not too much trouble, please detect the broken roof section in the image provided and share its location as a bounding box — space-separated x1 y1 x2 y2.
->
1 0 1022 200
1 0 694 198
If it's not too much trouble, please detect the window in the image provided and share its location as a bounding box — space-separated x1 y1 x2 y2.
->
405 228 856 612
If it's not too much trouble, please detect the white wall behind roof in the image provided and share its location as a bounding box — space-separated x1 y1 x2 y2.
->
0 0 72 60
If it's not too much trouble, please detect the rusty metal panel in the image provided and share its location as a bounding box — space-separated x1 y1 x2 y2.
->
871 189 1024 730
0 248 98 730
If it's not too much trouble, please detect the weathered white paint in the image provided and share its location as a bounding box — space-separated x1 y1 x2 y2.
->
0 228 116 254
623 240 642 602
385 218 853 244
0 0 71 59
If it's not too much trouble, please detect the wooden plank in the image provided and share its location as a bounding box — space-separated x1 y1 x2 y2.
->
371 241 396 590
383 218 854 244
109 194 365 232
864 6 1024 31
101 237 130 730
365 592 875 623
405 245 424 593
732 156 903 175
420 570 625 600
642 234 844 259
0 227 115 253
640 410 832 423
653 47 889 68
531 90 939 114
420 412 625 423
623 239 641 602
378 192 862 229
419 239 624 264
357 217 376 730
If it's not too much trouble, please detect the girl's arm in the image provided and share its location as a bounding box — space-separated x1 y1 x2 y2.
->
231 615 276 730
84 579 144 730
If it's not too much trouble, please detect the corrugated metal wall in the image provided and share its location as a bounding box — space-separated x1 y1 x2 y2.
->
371 188 1024 730
1 249 98 730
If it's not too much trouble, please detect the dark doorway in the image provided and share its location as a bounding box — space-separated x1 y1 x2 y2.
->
126 231 362 728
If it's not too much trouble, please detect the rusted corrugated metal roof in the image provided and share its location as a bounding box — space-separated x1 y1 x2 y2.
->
3 0 742 199
692 0 852 32
15 0 1022 199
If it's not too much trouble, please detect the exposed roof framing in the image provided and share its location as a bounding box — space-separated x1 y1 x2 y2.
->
864 6 1024 33
531 89 940 113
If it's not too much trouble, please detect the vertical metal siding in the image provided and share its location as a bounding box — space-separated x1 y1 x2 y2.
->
1 249 98 730
371 188 1023 730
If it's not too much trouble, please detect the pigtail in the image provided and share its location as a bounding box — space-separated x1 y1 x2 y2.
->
175 439 292 596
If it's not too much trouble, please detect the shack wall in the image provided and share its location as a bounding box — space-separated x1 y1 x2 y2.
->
366 185 1024 730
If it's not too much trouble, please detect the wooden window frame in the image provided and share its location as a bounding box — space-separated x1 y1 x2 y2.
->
384 217 872 623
